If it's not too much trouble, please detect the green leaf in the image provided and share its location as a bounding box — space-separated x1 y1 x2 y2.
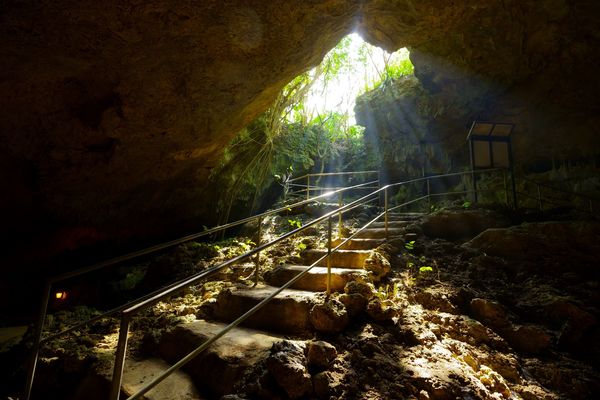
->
419 266 433 273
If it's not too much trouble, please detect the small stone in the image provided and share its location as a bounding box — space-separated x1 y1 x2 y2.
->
310 299 349 333
307 340 337 369
418 390 430 400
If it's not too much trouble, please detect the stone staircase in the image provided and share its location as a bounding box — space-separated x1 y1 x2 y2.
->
100 212 423 399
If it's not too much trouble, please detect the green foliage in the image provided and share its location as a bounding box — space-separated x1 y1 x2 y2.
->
288 218 302 230
405 240 415 251
214 238 256 258
212 34 405 222
374 282 402 301
419 266 433 274
462 200 472 209
296 242 307 251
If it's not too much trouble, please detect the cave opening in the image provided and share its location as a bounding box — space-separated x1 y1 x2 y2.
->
211 33 415 224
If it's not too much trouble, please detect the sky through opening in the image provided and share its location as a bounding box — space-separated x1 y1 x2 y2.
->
303 33 412 125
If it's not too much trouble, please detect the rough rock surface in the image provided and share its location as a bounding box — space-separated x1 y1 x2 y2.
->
310 298 349 333
15 217 600 400
355 1 600 183
306 340 338 370
421 209 511 240
266 340 312 399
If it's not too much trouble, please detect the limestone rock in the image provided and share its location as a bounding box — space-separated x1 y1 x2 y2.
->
363 251 391 281
266 341 312 399
421 209 511 240
470 298 510 329
339 293 368 318
344 280 375 298
313 370 343 399
306 340 337 370
309 299 349 333
465 222 600 266
367 298 397 322
505 325 552 354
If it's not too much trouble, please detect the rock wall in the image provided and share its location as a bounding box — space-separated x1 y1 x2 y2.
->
1 0 599 266
356 0 600 183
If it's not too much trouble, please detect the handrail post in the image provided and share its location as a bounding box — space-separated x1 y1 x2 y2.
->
306 175 310 200
384 187 389 241
326 216 332 297
110 315 131 400
23 281 52 400
471 170 478 203
254 216 262 286
338 192 343 237
426 178 431 213
537 184 543 211
503 169 509 207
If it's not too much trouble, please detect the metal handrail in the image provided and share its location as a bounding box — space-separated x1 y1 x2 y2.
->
519 176 597 214
25 168 505 400
22 179 377 400
521 175 599 202
287 170 379 183
126 198 391 400
113 168 506 400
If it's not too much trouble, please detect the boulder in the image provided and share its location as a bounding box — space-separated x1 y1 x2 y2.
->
421 209 511 240
339 293 368 318
505 325 552 354
309 299 349 333
344 280 375 298
266 341 312 399
363 251 391 281
465 222 600 266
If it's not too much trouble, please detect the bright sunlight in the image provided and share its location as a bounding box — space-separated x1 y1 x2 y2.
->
303 33 413 124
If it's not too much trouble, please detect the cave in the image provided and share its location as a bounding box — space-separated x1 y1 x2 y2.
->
1 1 600 399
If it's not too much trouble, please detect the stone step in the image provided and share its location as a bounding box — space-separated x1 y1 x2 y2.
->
121 359 201 400
300 249 371 268
387 212 424 221
369 220 412 229
212 285 320 334
354 228 404 239
331 238 383 250
264 264 367 292
75 358 202 400
159 320 283 398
